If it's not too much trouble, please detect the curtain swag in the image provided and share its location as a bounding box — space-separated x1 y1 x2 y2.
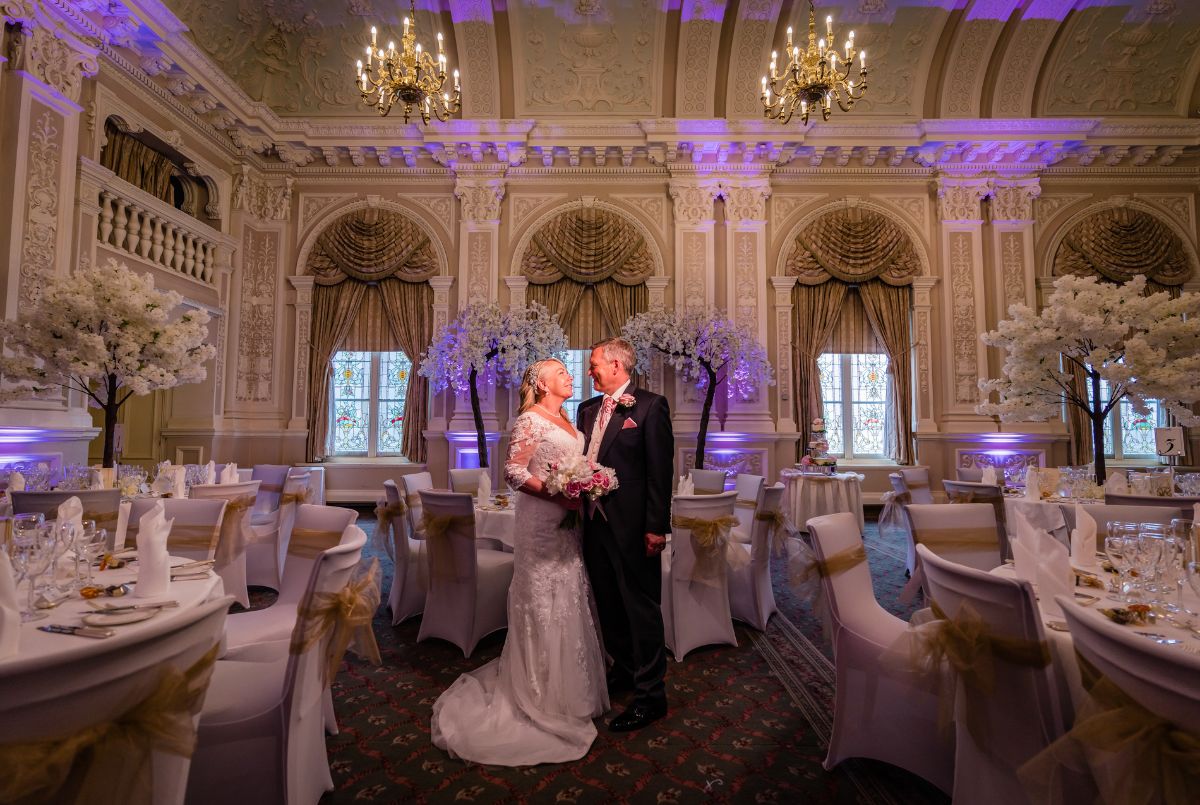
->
1054 208 1190 287
308 208 438 285
785 207 921 286
522 206 653 286
101 121 178 207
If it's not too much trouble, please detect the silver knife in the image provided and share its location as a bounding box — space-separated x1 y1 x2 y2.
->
88 600 179 614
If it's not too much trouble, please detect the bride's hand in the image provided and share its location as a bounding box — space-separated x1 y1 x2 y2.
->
558 494 582 512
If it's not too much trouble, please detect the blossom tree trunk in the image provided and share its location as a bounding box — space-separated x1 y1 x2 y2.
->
1089 370 1107 486
468 367 488 469
695 362 718 470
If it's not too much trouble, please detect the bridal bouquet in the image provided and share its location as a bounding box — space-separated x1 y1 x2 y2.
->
544 456 619 528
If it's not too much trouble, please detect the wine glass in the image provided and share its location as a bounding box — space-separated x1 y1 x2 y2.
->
11 526 52 621
1104 530 1134 602
74 526 106 589
12 512 45 544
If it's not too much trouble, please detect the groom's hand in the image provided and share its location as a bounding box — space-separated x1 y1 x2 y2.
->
645 532 666 557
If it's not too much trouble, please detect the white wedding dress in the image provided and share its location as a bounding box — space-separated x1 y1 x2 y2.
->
431 412 609 765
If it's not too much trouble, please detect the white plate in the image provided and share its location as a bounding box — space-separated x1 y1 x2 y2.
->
82 609 159 626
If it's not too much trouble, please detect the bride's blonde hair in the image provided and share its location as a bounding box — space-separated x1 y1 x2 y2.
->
519 359 570 420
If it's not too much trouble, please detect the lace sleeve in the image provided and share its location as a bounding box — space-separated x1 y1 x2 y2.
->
504 414 542 490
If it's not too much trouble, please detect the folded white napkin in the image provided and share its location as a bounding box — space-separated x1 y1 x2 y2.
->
135 500 173 598
219 463 239 484
205 461 217 485
0 552 19 659
1024 468 1040 500
981 466 998 486
1011 511 1039 582
1012 510 1073 618
1071 503 1099 570
478 471 491 501
8 472 25 492
57 496 83 537
1104 471 1129 495
678 474 695 495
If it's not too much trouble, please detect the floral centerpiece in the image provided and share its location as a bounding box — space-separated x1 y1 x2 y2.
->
0 259 216 468
977 274 1200 485
623 309 774 469
544 455 619 527
419 302 567 468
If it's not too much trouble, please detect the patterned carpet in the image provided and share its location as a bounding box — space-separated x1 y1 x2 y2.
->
293 508 949 804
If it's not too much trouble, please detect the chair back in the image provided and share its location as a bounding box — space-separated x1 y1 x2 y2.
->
667 491 738 658
274 472 310 556
381 478 408 563
919 546 1065 800
249 464 290 515
748 484 786 563
0 594 233 805
943 480 1010 559
418 490 479 639
401 472 434 537
807 512 883 641
689 468 727 495
126 498 227 562
898 468 935 503
449 468 484 496
670 491 737 586
187 480 262 568
956 467 985 482
1102 492 1197 517
888 472 912 501
734 473 765 505
278 504 360 609
904 502 1001 571
295 466 326 504
10 489 122 536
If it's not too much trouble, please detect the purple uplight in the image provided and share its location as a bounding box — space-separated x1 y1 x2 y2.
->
0 428 57 445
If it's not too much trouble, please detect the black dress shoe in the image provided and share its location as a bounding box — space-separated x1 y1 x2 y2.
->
608 702 667 732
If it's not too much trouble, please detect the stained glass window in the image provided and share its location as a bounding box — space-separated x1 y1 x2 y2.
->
330 350 412 457
818 353 890 459
559 349 594 424
1098 378 1162 459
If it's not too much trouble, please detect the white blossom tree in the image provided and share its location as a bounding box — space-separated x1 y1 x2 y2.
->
0 259 217 467
419 302 567 468
623 309 774 469
978 274 1200 484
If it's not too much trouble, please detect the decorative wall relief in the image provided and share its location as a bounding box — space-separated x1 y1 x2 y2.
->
989 180 1041 224
723 0 781 118
403 194 456 238
668 181 718 227
7 23 100 104
680 447 765 476
940 17 1003 118
19 109 62 310
235 228 278 403
509 0 665 116
675 1 726 117
957 449 1042 474
453 0 500 118
455 178 505 223
875 196 928 234
1036 194 1091 228
848 7 944 116
299 194 349 232
232 166 292 221
1137 194 1195 234
771 194 825 227
949 232 979 404
681 230 708 311
610 193 669 241
510 194 568 234
991 17 1059 117
1000 231 1027 310
466 231 491 304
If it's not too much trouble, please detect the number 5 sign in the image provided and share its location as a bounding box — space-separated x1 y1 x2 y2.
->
1155 427 1185 457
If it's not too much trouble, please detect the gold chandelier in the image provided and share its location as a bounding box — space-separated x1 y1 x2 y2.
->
761 1 867 125
354 0 461 122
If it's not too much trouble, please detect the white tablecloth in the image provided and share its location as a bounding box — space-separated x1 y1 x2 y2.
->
0 558 225 673
474 504 516 549
779 470 865 533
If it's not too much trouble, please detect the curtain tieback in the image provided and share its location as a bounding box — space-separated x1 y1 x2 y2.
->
290 558 383 683
0 643 220 805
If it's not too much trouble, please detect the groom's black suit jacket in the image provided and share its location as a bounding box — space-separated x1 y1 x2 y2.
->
577 387 673 563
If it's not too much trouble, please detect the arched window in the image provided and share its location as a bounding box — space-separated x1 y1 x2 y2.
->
330 350 414 456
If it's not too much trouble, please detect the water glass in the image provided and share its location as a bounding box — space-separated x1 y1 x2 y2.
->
1104 531 1135 602
10 527 52 622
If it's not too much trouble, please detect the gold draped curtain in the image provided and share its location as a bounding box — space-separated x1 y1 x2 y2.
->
521 206 653 345
305 208 437 462
787 207 918 464
100 120 178 208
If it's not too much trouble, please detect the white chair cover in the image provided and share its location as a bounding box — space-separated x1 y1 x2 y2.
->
688 468 727 495
806 512 953 793
902 503 1002 603
899 467 935 504
1073 503 1182 552
188 529 368 805
886 472 918 575
1101 492 1197 516
416 490 514 658
294 466 326 505
956 467 985 482
383 479 426 625
126 498 227 563
244 472 309 590
917 545 1066 805
1049 599 1200 805
943 479 1011 560
400 471 434 539
188 480 262 608
661 491 739 660
248 464 290 521
728 484 784 631
448 468 484 496
730 473 765 543
0 594 232 805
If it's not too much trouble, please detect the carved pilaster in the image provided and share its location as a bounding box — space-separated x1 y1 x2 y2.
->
4 18 99 105
911 277 939 433
720 178 772 431
504 275 528 309
454 174 505 306
770 276 798 433
989 177 1041 316
936 177 992 417
668 178 720 313
642 276 671 394
285 275 314 431
426 275 455 430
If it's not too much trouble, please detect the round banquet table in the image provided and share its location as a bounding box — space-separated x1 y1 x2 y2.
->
473 502 516 550
0 557 225 674
779 469 865 533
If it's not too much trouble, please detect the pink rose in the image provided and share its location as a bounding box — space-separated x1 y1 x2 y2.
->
617 393 636 409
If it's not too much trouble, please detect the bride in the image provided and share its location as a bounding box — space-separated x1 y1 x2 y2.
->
431 358 609 765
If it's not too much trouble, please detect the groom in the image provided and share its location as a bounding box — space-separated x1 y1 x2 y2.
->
579 337 673 732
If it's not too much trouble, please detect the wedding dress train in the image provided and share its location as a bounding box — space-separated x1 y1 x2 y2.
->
431 413 609 765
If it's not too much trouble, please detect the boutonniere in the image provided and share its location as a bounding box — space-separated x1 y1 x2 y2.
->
617 393 636 410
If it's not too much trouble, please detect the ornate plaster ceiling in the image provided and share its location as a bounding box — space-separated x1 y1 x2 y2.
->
156 0 1200 121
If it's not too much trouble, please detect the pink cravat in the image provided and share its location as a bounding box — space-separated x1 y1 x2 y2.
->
587 396 617 462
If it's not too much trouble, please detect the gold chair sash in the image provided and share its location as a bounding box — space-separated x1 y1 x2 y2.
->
912 526 999 551
278 487 313 506
755 510 791 556
165 525 221 554
288 527 344 559
421 513 475 582
0 643 219 805
735 498 758 508
1018 653 1200 805
372 499 407 561
908 600 1051 751
877 490 909 539
694 488 721 495
671 513 740 586
83 509 119 529
787 541 867 601
257 483 284 494
212 494 257 568
289 558 383 683
406 493 422 506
